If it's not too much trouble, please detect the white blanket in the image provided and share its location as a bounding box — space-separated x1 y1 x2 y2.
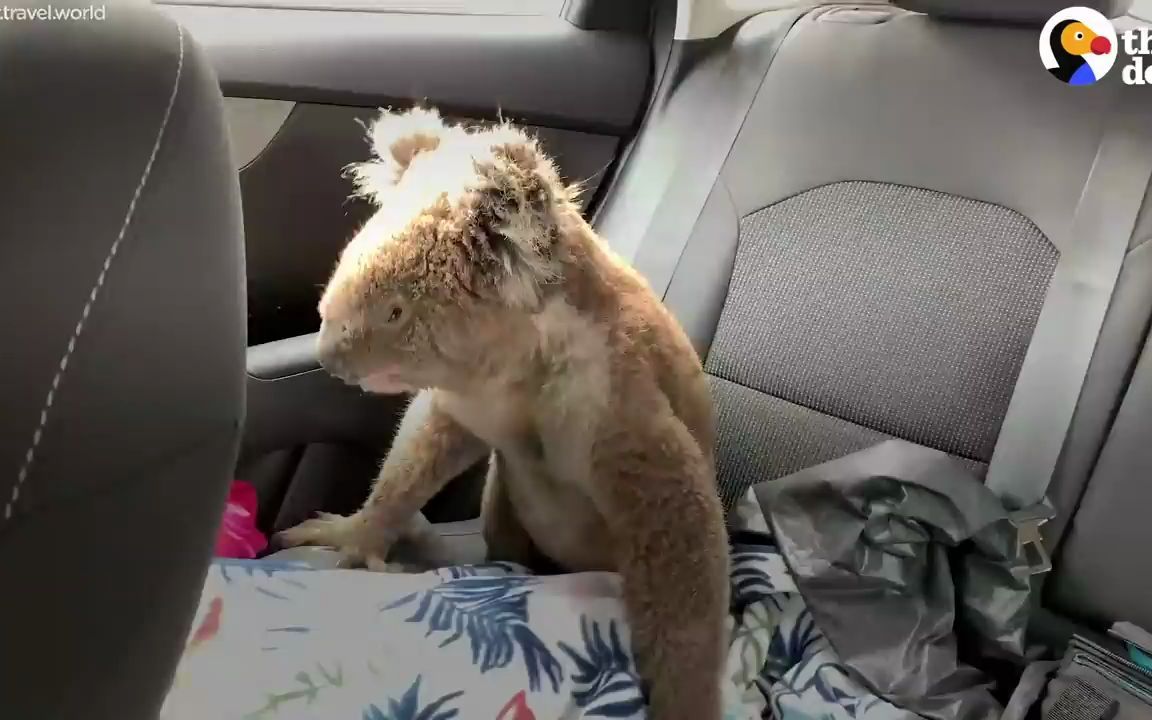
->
162 498 916 719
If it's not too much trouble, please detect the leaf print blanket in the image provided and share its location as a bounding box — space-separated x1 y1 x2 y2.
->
161 524 924 720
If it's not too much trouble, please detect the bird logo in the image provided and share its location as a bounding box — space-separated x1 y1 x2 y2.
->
1040 7 1118 85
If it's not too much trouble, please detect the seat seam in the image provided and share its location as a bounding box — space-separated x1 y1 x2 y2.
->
2 24 186 524
707 371 989 466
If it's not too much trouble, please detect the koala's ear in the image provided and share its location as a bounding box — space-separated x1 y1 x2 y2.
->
346 106 447 201
472 127 567 307
369 106 445 169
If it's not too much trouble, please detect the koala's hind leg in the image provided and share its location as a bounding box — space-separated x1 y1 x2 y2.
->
480 452 551 571
591 409 730 720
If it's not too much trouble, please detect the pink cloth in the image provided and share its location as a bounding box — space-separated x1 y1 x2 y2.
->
214 481 267 558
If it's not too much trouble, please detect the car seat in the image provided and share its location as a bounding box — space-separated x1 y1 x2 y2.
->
0 2 246 719
598 0 1152 638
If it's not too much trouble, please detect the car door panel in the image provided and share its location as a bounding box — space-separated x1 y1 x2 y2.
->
167 5 648 133
224 98 296 170
166 4 649 342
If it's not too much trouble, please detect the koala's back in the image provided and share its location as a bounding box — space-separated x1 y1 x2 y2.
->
594 254 717 471
637 294 716 467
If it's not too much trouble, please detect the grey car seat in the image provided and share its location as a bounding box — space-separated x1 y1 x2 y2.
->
0 3 246 719
597 0 1152 639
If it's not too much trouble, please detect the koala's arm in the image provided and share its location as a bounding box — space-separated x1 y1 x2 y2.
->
589 405 730 720
278 389 488 564
361 388 489 524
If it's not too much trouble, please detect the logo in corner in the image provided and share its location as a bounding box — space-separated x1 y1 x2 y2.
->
1040 7 1118 85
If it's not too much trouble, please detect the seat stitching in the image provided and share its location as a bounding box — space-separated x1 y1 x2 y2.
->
2 25 186 523
0 423 237 542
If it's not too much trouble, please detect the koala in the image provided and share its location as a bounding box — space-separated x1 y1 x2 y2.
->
277 107 730 720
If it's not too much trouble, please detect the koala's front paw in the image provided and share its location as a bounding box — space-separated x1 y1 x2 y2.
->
277 512 393 567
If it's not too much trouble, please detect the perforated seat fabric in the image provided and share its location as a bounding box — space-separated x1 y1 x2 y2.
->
706 181 1057 505
0 3 246 719
607 0 1152 631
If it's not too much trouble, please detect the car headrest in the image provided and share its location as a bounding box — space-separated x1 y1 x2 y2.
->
893 0 1133 25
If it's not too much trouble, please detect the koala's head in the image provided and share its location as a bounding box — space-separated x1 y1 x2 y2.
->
316 106 577 394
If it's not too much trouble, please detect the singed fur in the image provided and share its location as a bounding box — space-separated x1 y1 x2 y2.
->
278 107 730 720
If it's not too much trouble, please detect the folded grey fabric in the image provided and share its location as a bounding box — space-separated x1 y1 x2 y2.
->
756 439 1032 720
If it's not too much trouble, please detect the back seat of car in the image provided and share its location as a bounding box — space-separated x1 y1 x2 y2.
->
595 0 1152 638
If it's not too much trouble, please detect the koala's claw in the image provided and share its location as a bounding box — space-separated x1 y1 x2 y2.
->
277 512 393 566
277 512 352 548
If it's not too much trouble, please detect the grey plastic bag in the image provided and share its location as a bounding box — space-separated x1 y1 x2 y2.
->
756 439 1033 720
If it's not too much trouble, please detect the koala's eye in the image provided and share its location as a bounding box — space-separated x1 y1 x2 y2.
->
387 306 404 323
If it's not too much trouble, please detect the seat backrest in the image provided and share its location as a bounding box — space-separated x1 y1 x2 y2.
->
0 3 246 718
674 0 1144 502
605 0 1152 631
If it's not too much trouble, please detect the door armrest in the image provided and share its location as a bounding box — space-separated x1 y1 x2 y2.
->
247 332 321 379
241 332 402 462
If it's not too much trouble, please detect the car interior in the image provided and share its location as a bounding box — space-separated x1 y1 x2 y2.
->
2 0 1152 717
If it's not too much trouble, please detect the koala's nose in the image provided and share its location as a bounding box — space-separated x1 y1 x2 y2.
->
316 322 356 382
